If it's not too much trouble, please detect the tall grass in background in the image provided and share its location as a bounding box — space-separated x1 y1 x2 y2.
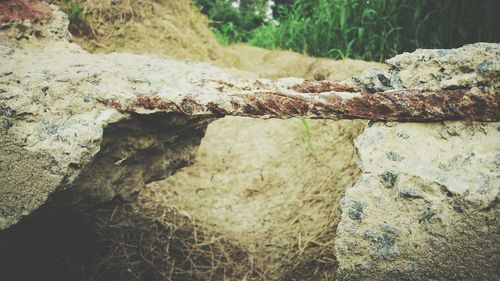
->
196 0 270 44
200 0 500 61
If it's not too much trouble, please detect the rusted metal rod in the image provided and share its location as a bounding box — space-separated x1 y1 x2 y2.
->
97 80 499 122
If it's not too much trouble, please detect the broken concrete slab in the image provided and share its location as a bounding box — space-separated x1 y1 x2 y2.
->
0 3 498 229
0 7 221 230
335 121 500 280
1 7 498 124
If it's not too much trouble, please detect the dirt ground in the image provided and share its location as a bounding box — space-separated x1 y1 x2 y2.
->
144 117 365 279
224 44 381 80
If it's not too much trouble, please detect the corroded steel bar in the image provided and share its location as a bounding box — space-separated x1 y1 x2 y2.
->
97 80 499 122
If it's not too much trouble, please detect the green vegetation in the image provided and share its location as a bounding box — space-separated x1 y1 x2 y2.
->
296 118 314 154
197 0 500 61
195 0 270 44
56 0 91 36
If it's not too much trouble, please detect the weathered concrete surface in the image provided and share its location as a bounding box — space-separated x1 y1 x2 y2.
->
2 8 497 123
336 121 500 280
0 7 218 230
333 44 500 281
93 42 499 121
1 4 496 231
334 40 499 281
347 44 500 92
93 50 499 121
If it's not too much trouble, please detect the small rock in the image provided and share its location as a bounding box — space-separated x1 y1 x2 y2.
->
396 132 409 139
419 204 438 223
3 106 16 117
380 171 398 188
399 188 423 199
379 224 401 235
348 201 364 222
386 151 404 162
493 154 500 168
363 230 400 260
0 92 16 100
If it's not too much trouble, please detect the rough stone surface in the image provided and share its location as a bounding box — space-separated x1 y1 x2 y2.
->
347 44 500 92
67 113 213 206
333 41 499 281
0 8 216 230
334 40 500 280
94 56 499 121
336 121 500 280
386 45 500 91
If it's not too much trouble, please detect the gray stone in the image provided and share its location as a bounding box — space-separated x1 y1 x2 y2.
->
380 171 398 187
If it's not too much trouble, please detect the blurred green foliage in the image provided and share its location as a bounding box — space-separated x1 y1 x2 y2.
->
195 0 270 44
57 0 91 36
196 0 500 61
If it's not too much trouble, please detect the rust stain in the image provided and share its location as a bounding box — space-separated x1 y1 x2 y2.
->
215 80 236 92
97 89 498 121
233 92 310 116
217 80 235 88
207 102 228 116
253 80 265 89
180 98 204 114
96 97 123 111
310 95 344 117
341 90 499 121
0 0 52 24
230 99 241 111
132 94 181 112
292 80 356 93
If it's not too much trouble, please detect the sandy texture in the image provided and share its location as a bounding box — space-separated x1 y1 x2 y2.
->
0 141 61 229
224 44 382 81
145 117 365 279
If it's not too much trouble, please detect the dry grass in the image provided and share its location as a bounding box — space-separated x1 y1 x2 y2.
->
224 43 382 80
54 0 383 79
87 202 260 281
136 118 365 280
55 0 234 63
31 119 365 281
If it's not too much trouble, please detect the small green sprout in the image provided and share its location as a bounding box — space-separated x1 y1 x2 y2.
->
295 117 314 154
